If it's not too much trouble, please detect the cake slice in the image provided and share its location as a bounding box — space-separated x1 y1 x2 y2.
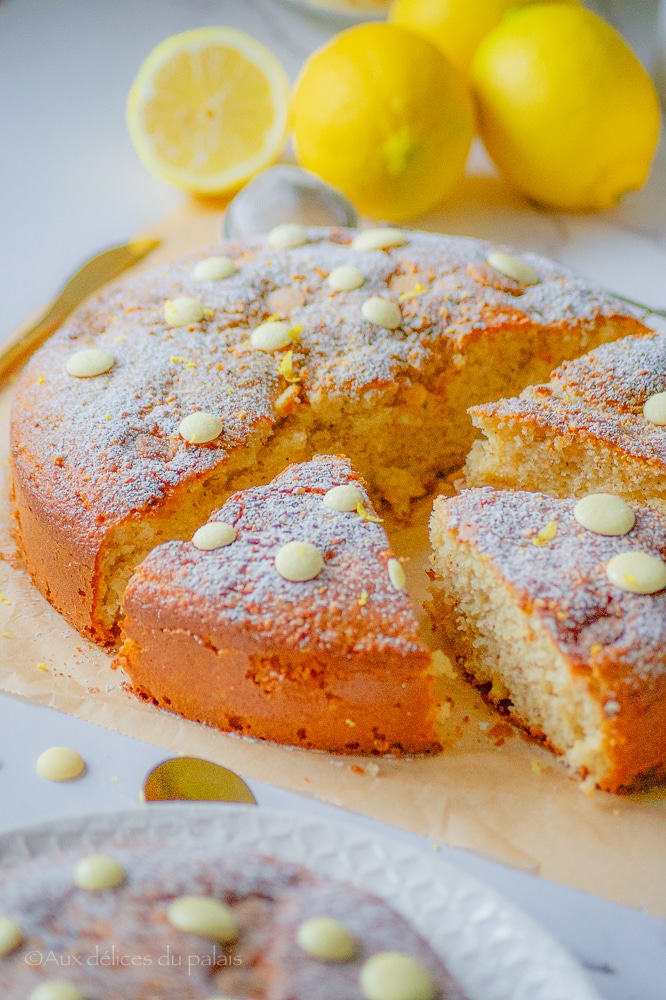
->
465 331 666 508
117 455 441 756
428 486 666 792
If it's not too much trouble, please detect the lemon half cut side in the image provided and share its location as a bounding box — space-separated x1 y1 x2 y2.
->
127 27 290 195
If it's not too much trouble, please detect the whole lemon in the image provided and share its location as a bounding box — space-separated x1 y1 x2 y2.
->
472 5 661 210
291 23 474 221
389 0 577 75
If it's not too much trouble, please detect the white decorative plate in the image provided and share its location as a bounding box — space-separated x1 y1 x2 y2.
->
0 804 600 1000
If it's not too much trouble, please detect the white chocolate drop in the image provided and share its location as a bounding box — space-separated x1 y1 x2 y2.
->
606 551 666 594
66 348 115 378
643 391 666 426
573 494 635 536
275 541 324 582
486 251 539 285
387 558 406 591
360 952 436 1000
328 265 366 292
323 484 363 512
268 223 309 249
167 895 238 943
29 982 85 1000
296 916 358 962
361 297 401 330
192 522 236 550
192 256 236 282
74 855 126 891
36 747 86 782
0 916 23 957
352 228 408 252
250 320 293 353
164 296 204 326
178 412 223 444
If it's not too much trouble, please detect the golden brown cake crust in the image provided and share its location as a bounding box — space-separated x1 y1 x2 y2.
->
118 456 441 756
467 332 666 490
430 487 666 792
10 228 647 643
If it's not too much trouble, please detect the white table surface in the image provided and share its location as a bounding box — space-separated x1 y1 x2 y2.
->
1 2 665 999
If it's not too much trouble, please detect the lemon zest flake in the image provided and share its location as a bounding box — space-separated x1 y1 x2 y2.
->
0 593 9 606
532 520 557 546
358 590 368 607
398 282 425 302
36 662 48 672
356 501 383 523
289 323 303 343
278 350 300 384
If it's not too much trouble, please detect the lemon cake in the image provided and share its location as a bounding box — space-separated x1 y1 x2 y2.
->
117 455 440 756
465 331 666 506
10 227 648 646
0 842 463 999
428 486 666 792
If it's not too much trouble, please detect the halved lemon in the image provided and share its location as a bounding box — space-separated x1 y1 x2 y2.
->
127 27 290 195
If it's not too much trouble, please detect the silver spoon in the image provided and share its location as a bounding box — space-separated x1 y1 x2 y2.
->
223 164 357 239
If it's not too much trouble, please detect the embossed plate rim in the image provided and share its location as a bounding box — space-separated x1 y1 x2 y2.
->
0 804 600 1000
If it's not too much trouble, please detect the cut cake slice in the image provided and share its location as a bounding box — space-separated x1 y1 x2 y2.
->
428 486 666 793
465 331 666 508
117 455 441 756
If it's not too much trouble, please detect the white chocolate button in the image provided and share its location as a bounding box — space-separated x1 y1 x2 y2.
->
606 551 666 594
360 952 435 1000
167 895 238 943
192 521 236 550
0 916 23 957
74 855 126 891
250 320 293 352
323 484 363 512
29 984 85 1000
296 916 358 962
164 296 204 326
362 297 401 330
643 391 666 425
268 223 309 249
192 256 236 282
178 412 223 444
328 265 366 292
573 494 635 536
275 541 324 582
36 747 86 782
352 228 408 252
487 251 539 286
66 348 115 378
388 558 406 591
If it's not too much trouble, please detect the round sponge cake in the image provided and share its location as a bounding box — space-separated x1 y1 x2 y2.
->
9 227 647 645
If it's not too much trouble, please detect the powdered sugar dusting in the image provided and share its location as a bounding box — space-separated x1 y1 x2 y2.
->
11 228 642 542
126 456 423 656
438 487 666 681
472 332 666 465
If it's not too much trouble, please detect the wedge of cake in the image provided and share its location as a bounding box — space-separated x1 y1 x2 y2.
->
117 455 441 756
465 331 666 507
428 486 666 792
10 227 649 645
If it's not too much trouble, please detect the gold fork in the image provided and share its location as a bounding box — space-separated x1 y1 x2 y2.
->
0 238 160 385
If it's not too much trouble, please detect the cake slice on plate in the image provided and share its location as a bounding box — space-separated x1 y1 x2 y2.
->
465 331 666 509
428 486 666 793
117 455 441 756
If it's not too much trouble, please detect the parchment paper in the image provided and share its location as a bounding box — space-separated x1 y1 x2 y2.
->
1 200 664 917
